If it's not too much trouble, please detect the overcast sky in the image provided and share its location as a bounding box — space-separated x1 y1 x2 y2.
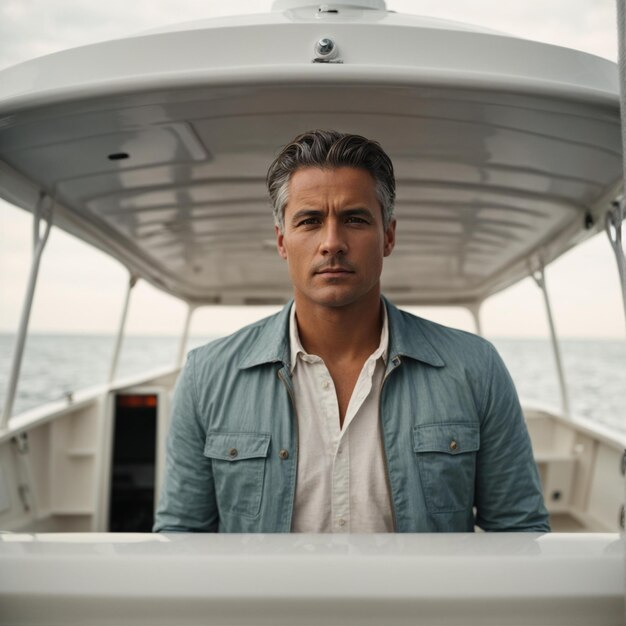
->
0 0 624 337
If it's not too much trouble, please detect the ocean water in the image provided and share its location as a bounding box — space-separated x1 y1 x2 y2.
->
0 333 624 434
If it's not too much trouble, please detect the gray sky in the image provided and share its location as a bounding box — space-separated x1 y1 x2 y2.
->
0 0 624 337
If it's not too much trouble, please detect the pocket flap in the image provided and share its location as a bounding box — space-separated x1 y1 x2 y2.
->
412 423 479 455
204 431 271 461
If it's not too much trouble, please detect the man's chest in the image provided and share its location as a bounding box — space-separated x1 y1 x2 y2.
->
294 354 383 431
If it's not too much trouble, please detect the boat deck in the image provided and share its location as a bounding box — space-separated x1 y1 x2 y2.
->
549 513 588 532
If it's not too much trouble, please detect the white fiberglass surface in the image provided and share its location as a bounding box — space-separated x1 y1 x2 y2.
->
1 534 621 624
0 10 620 305
0 530 619 555
0 533 621 604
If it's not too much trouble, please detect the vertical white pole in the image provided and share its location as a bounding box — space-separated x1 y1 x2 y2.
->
614 0 626 529
467 301 483 337
532 265 570 418
606 201 626 332
1 193 54 428
177 304 196 368
108 274 138 384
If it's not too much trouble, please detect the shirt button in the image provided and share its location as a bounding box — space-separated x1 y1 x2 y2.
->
449 441 458 451
323 380 330 390
228 448 238 458
279 449 289 460
337 518 346 527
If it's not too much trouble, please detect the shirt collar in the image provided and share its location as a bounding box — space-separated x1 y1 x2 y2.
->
383 295 445 368
238 296 445 370
289 301 389 373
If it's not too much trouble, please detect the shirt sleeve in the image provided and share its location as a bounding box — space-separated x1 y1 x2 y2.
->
474 343 551 532
153 350 218 532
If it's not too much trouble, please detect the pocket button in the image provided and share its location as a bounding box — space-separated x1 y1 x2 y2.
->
449 440 458 451
228 447 238 458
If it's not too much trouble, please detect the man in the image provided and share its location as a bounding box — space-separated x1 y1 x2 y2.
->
154 130 550 533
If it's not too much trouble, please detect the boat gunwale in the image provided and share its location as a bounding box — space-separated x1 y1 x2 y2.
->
2 361 625 451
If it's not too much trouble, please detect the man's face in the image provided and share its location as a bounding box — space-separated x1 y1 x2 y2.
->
275 166 396 309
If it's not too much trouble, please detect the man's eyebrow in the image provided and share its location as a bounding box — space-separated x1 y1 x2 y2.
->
339 208 374 219
291 209 323 223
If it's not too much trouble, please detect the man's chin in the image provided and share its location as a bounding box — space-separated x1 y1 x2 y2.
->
299 286 377 309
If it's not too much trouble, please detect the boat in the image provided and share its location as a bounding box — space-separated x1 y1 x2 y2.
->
0 1 624 623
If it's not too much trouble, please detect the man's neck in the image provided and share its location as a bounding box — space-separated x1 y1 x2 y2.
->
293 291 383 364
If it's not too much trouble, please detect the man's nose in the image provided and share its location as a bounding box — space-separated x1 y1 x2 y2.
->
320 220 347 255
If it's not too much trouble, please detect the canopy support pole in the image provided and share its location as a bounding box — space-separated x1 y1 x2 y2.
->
108 274 138 384
615 0 626 331
607 200 626 333
1 192 54 429
531 264 570 418
177 304 196 368
467 301 483 337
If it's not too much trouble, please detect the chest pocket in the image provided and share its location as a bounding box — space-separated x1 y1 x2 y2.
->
413 423 479 514
204 431 271 518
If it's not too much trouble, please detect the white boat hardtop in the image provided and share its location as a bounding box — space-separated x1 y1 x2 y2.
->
0 0 621 305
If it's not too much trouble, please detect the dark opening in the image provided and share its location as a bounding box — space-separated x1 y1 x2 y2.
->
108 152 129 161
109 393 157 532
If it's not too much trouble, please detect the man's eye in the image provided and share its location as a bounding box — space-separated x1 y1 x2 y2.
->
346 216 368 224
297 218 321 226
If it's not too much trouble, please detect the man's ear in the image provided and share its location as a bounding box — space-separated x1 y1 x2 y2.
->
383 218 396 257
275 225 288 260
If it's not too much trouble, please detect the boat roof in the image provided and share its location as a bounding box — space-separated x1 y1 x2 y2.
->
0 5 621 306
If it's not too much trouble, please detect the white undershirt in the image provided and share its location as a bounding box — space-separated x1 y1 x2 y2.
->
289 303 394 533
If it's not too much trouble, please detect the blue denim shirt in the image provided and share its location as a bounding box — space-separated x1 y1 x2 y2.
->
154 298 550 533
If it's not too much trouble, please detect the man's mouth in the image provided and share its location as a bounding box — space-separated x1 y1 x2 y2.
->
312 258 356 276
315 267 355 275
318 268 352 273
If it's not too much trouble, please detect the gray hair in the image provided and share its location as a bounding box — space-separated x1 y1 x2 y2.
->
266 130 395 232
